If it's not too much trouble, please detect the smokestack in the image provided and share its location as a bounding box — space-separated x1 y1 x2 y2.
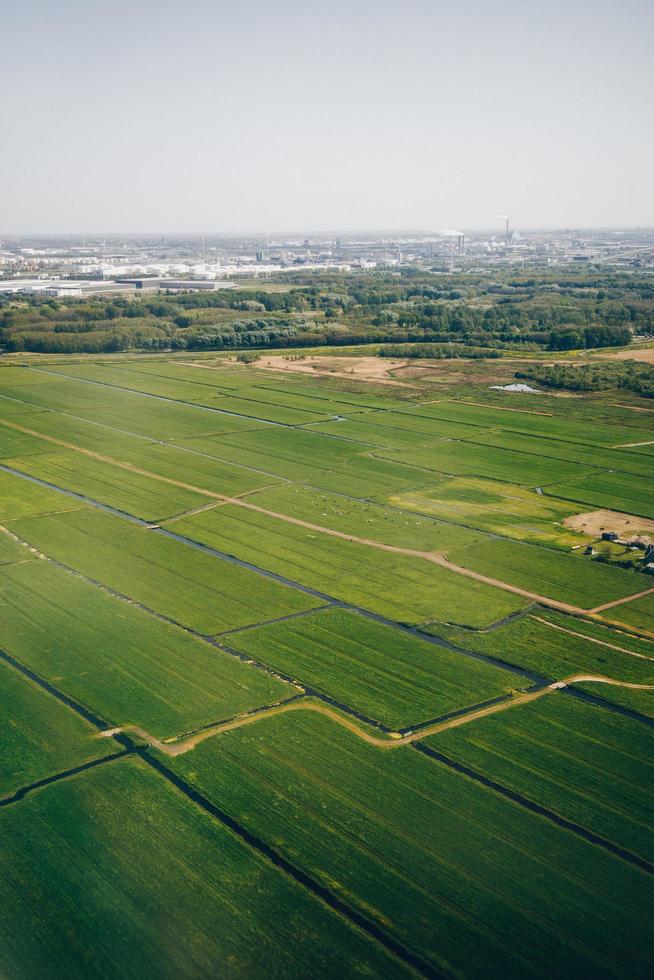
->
505 217 510 240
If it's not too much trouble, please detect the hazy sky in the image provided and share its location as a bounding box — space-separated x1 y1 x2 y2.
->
2 0 653 234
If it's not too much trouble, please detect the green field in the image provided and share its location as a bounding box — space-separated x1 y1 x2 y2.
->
0 468 86 521
0 560 290 737
2 354 653 978
546 470 654 519
0 758 405 979
169 710 653 979
426 611 654 714
8 506 322 635
447 537 643 607
244 483 485 552
0 657 113 799
376 439 590 487
431 694 653 862
388 476 581 547
225 607 519 728
172 504 527 627
602 591 654 634
5 450 205 521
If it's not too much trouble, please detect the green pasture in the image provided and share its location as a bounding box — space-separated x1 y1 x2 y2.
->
0 758 403 979
388 477 581 547
172 504 527 627
246 483 484 552
0 468 85 521
375 439 590 487
0 657 112 799
169 710 653 979
447 537 644 608
5 450 205 521
9 507 321 636
226 608 518 728
464 428 654 478
546 471 654 520
427 612 654 715
431 694 653 863
602 591 654 635
0 560 289 738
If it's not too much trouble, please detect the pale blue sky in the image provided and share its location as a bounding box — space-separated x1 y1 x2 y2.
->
2 0 652 233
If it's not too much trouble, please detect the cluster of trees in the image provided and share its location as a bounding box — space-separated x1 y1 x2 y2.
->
515 361 654 398
379 343 501 360
1 267 651 355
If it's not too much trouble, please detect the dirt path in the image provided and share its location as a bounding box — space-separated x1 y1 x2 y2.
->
590 586 654 614
1 417 648 619
102 674 654 757
530 615 654 661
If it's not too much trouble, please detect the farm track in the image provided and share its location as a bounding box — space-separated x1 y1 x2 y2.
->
103 674 654 757
590 587 654 614
3 417 645 619
531 615 654 661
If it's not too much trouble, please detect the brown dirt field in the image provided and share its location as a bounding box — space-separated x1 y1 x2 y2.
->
597 346 654 364
250 354 411 385
564 509 654 543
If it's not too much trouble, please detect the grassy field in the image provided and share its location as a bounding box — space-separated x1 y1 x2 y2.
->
0 657 113 799
431 694 653 863
225 607 519 728
388 477 581 547
169 710 654 979
601 591 654 634
8 506 322 636
172 504 528 627
0 468 86 521
464 428 654 478
5 450 206 521
546 470 654 519
0 758 405 979
2 354 653 978
426 612 654 714
375 439 590 487
244 483 485 552
0 560 290 738
446 537 644 607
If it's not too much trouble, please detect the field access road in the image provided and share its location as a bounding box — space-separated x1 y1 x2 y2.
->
102 674 654 757
0 417 639 619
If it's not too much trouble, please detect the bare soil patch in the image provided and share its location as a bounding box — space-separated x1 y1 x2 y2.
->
564 509 654 543
597 346 654 364
251 355 411 385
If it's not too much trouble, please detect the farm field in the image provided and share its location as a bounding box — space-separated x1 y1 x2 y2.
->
0 560 290 738
545 470 654 520
426 611 654 714
463 428 654 477
225 607 519 729
171 503 528 627
4 449 206 521
446 537 643 608
8 506 322 635
243 483 485 552
388 477 582 547
1 354 653 979
375 439 590 487
0 656 113 799
430 694 654 863
0 758 404 979
168 710 653 979
603 591 654 635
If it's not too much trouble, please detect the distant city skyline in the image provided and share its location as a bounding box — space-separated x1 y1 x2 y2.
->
2 0 653 234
